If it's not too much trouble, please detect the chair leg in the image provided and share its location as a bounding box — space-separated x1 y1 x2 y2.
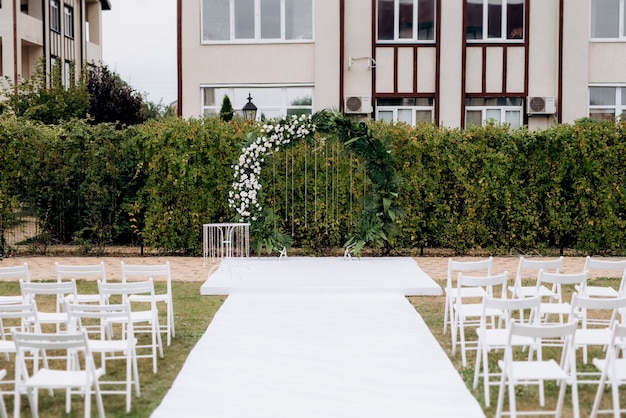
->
590 368 608 418
443 295 450 334
495 369 506 418
508 379 517 418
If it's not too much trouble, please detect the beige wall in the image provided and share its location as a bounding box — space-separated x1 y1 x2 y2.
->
181 0 340 118
181 0 626 128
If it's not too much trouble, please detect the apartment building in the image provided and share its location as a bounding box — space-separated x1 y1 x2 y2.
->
0 0 110 88
178 0 626 130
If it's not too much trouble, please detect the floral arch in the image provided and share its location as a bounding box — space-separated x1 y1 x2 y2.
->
228 110 401 255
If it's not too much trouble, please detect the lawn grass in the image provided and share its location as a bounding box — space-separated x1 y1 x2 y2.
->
0 278 623 417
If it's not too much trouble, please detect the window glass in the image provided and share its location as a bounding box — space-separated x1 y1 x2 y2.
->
203 0 230 41
378 110 394 122
286 0 313 40
590 109 616 120
467 0 524 41
467 0 484 40
50 0 60 32
590 87 616 105
261 0 281 39
235 0 255 39
507 0 524 39
287 88 313 106
487 0 502 39
486 108 501 122
64 6 74 38
398 109 413 124
466 110 483 126
377 0 435 42
505 110 521 129
417 0 435 40
399 0 414 39
591 0 619 38
202 86 313 119
416 110 432 123
377 0 394 40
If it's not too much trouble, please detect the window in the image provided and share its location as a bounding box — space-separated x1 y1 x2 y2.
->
466 0 524 41
589 86 626 120
591 0 626 39
465 97 523 129
202 0 313 42
376 98 434 125
50 0 60 32
64 61 71 88
377 0 435 42
64 5 74 38
201 86 314 119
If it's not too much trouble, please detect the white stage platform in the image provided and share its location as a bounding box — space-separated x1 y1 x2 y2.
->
200 257 442 296
152 258 484 417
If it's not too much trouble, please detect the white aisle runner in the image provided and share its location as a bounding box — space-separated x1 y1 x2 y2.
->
152 281 485 417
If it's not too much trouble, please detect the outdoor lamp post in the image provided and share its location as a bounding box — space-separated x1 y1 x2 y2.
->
242 93 258 121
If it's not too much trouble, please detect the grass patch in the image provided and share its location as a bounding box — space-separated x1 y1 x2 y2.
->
1 277 624 417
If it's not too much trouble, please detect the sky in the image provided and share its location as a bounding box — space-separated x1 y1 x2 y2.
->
102 0 177 105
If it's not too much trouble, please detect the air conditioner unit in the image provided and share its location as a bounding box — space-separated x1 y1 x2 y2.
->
344 96 372 114
527 96 556 115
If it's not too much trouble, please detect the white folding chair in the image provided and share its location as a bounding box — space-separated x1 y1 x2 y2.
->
121 262 175 346
12 330 105 418
20 279 78 332
0 301 40 353
0 263 30 304
571 293 626 369
508 256 563 300
495 321 579 418
66 301 140 412
577 256 626 298
98 279 163 373
591 322 626 418
451 271 508 367
473 295 541 407
535 270 588 324
443 257 493 335
55 262 107 304
0 369 6 418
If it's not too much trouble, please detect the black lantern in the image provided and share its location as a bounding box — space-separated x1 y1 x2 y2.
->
242 93 258 121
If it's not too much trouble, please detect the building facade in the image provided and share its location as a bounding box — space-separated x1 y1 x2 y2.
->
0 0 110 88
179 0 626 129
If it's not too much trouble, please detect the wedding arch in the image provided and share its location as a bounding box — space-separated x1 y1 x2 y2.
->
228 110 401 255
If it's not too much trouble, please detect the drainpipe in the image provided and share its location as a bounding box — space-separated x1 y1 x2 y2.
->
177 0 182 116
13 0 19 94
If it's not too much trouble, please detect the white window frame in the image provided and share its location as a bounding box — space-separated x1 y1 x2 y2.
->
376 0 436 44
64 5 74 38
588 84 626 120
201 0 314 44
465 104 523 129
466 0 525 43
376 104 434 126
50 0 61 33
201 85 314 119
590 0 626 40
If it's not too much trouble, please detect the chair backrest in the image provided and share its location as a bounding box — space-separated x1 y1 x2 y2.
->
98 279 156 305
65 301 133 339
536 270 588 303
121 262 171 295
570 293 626 327
0 301 41 337
12 330 98 380
55 262 106 283
482 295 541 326
506 321 577 357
583 256 626 276
457 271 508 299
513 256 563 288
0 263 30 281
446 257 493 289
20 279 78 313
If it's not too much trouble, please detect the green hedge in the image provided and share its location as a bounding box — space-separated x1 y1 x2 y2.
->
1 114 625 255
